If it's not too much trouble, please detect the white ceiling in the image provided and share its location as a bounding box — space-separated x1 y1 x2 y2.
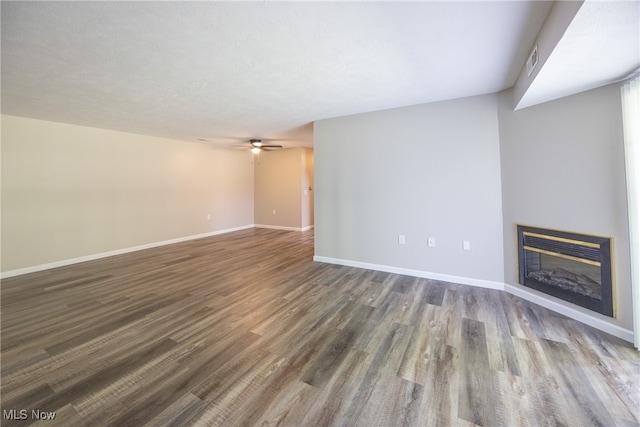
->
1 1 636 148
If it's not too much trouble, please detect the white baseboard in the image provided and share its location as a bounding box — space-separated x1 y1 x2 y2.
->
3 238 633 343
313 256 505 290
1 224 254 279
255 224 315 232
504 283 634 343
314 255 634 343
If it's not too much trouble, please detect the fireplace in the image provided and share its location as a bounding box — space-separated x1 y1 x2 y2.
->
517 225 614 317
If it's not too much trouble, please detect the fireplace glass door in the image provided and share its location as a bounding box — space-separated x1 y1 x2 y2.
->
517 225 613 317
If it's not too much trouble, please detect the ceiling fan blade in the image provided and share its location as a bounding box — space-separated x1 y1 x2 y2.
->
260 144 283 148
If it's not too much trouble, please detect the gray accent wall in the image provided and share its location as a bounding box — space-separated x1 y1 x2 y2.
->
498 84 632 329
314 95 505 283
315 85 632 331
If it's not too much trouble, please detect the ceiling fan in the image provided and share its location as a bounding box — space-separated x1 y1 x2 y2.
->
248 139 283 153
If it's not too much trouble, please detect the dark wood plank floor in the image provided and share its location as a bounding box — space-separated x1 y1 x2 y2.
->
1 228 639 426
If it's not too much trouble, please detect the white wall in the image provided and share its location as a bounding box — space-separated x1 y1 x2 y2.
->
1 115 255 273
498 84 633 330
314 94 505 284
254 147 314 230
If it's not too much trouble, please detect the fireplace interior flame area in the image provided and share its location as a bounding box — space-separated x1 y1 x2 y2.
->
517 225 614 317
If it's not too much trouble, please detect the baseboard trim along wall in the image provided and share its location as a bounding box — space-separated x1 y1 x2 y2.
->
1 224 255 279
503 283 634 343
313 256 505 290
314 255 634 343
254 224 315 232
3 235 631 343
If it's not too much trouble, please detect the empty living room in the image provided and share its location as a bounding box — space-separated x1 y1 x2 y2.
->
1 1 639 426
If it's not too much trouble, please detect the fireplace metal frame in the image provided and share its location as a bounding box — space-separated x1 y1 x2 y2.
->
517 225 614 317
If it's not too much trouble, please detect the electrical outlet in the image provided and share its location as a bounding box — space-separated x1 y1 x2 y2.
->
207 213 211 220
463 240 471 251
398 234 406 245
428 237 436 247
273 209 276 215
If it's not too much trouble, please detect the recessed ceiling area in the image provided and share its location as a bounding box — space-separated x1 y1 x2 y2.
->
1 1 637 148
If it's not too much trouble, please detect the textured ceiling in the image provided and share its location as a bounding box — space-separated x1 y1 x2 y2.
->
5 2 634 148
1 1 554 147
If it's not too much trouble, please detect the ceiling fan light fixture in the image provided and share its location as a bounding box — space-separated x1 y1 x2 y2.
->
247 138 282 152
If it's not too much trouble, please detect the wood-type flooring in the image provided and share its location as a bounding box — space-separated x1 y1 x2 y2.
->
1 228 639 426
